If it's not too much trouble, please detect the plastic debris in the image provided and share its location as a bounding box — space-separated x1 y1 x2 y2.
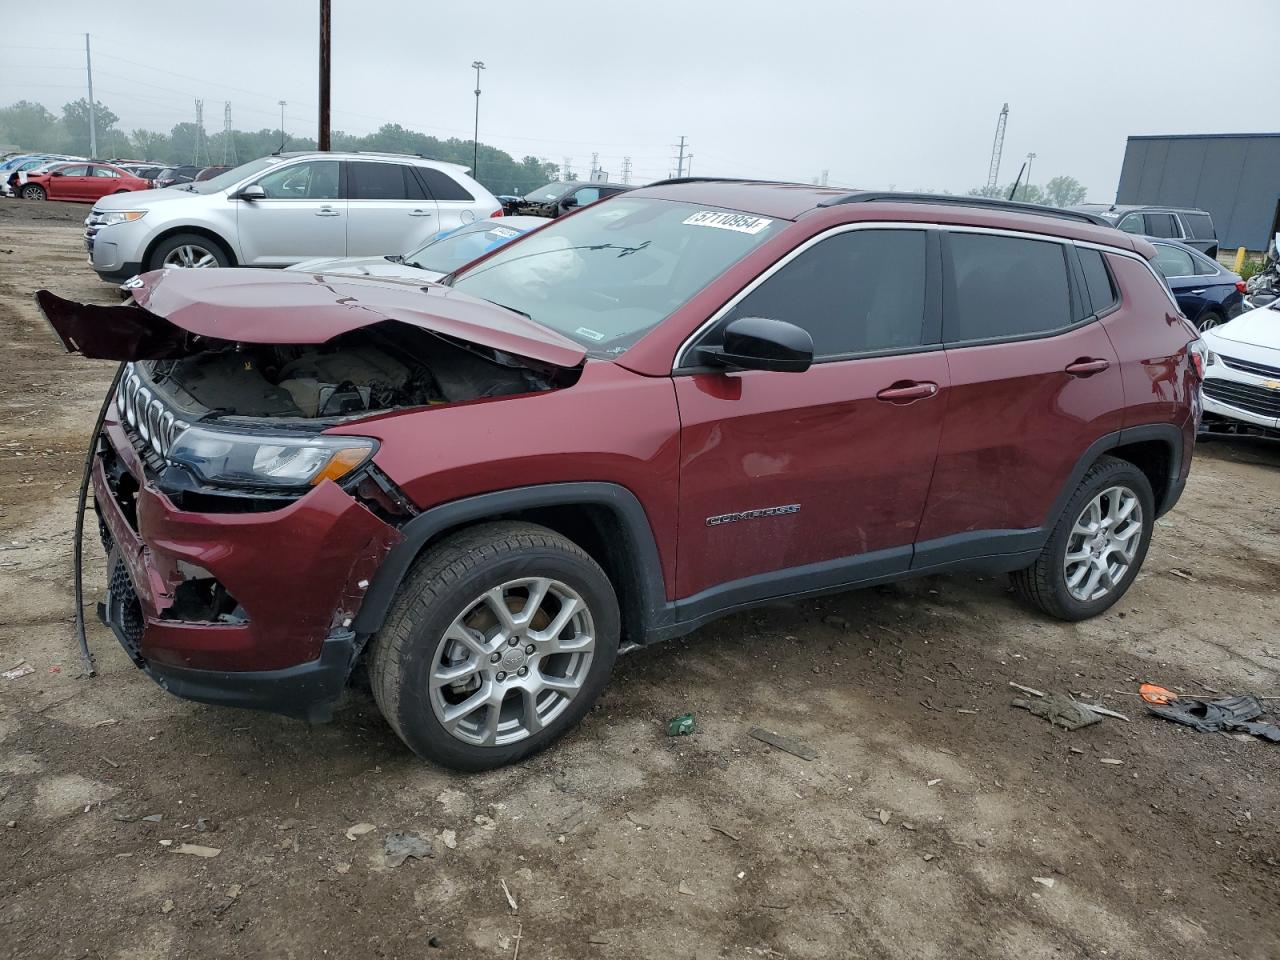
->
1146 693 1280 742
441 829 457 850
678 880 695 896
172 843 220 857
3 663 34 680
1140 683 1178 705
500 878 518 912
666 714 695 736
1032 876 1056 888
384 832 433 867
345 822 376 840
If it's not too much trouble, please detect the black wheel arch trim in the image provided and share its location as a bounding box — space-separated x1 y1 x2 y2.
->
352 482 670 638
1050 424 1185 522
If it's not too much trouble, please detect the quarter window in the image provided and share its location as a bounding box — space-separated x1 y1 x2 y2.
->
719 229 928 358
946 233 1073 342
1077 248 1119 314
348 161 409 200
416 167 474 201
1152 243 1195 278
1182 212 1214 239
254 160 339 199
1144 213 1179 238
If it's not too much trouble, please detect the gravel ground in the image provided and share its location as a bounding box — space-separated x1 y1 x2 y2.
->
1 197 1279 960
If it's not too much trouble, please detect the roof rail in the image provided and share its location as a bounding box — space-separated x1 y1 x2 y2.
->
817 192 1111 227
646 176 793 187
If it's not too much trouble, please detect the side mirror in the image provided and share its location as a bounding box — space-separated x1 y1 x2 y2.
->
559 196 579 210
698 316 813 373
236 184 266 201
50 170 64 177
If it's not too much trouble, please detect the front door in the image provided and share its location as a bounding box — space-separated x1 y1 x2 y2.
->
48 164 90 200
674 226 947 600
235 158 345 265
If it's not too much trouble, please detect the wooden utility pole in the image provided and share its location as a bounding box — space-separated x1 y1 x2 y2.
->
318 0 331 150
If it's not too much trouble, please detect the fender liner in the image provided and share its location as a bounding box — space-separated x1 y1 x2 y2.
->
351 482 670 637
1045 423 1186 524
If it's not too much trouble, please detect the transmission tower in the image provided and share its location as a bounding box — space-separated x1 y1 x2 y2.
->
222 102 236 165
673 136 688 178
193 99 205 166
620 157 632 184
562 156 573 181
986 102 1008 190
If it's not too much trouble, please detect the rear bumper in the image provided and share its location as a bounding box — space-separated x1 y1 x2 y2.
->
92 410 402 717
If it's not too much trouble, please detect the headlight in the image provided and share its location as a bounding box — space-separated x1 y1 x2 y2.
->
167 425 376 489
98 210 147 226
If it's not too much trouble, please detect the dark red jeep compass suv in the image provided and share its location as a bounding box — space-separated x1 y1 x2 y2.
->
39 181 1205 770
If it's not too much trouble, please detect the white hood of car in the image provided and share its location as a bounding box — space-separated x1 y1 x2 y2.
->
92 185 201 211
1205 306 1280 352
286 256 442 283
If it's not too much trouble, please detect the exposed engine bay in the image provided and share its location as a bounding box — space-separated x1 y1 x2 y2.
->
139 321 572 422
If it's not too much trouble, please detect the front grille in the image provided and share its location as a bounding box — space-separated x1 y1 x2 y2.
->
1220 354 1280 379
1203 378 1280 418
115 364 188 465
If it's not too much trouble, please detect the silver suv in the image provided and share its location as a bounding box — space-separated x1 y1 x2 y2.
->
83 152 502 282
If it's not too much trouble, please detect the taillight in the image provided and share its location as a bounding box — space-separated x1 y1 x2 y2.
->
489 208 503 218
1235 280 1247 294
1187 338 1209 380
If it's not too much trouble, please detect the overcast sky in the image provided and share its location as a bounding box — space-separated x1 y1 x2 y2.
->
3 0 1277 197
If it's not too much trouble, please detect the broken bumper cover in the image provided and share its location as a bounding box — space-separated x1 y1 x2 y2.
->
93 415 402 719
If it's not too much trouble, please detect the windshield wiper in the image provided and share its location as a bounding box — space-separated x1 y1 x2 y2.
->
485 299 533 321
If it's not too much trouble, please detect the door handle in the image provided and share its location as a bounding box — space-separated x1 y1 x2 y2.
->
409 209 433 217
1189 288 1205 294
875 381 939 403
1064 358 1111 376
315 207 341 217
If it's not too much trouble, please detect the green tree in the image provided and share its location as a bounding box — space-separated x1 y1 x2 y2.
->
1042 175 1087 208
61 99 120 156
0 100 59 151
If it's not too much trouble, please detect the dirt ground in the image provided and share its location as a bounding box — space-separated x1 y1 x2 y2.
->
1 198 1278 960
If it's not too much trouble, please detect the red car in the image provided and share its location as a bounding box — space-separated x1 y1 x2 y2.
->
38 182 1204 770
15 161 151 202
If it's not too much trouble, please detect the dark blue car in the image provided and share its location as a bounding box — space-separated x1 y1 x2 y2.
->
1147 238 1244 332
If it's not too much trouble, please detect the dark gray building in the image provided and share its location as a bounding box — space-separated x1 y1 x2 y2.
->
1115 133 1280 251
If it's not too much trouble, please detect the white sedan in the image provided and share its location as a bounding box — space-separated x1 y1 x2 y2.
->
1200 304 1280 438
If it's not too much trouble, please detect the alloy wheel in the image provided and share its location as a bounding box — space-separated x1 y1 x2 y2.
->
1062 485 1143 602
428 577 595 747
1197 314 1221 332
163 244 219 268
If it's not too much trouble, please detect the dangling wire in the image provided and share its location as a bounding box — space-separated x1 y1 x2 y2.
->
74 362 127 679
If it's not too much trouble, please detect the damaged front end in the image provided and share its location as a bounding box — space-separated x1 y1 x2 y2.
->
38 269 585 720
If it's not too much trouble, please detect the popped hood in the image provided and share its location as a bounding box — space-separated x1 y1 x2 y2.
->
36 268 587 368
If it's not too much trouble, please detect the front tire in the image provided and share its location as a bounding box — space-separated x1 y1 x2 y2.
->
1012 455 1155 621
20 184 45 200
147 232 231 270
1196 309 1224 332
368 522 620 771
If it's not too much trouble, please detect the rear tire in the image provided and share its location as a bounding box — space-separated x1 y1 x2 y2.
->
20 184 45 201
368 522 620 771
147 232 231 270
1012 455 1155 621
1196 309 1224 332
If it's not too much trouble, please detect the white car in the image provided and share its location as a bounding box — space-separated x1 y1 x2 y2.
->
1200 303 1280 438
288 215 547 282
83 152 502 283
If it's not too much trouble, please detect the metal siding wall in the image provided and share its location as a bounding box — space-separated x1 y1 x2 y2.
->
1115 135 1280 249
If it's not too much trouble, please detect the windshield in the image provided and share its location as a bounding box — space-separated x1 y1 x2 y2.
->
524 181 567 202
450 197 783 354
187 156 286 194
404 221 528 273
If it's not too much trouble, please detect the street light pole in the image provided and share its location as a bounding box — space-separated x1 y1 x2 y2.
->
471 60 485 178
278 100 287 152
1025 152 1036 200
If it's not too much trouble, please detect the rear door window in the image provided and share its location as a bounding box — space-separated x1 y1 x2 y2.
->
720 228 929 359
1152 243 1195 278
945 233 1073 342
1144 213 1179 238
348 161 408 200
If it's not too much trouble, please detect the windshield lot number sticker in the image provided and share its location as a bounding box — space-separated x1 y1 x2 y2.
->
682 211 773 235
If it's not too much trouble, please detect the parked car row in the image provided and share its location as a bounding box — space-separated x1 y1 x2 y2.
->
1073 203 1220 259
6 161 153 203
0 153 242 201
500 179 633 217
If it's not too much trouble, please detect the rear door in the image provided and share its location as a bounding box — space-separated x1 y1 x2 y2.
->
87 164 123 202
345 160 440 256
674 226 947 599
914 230 1125 560
235 158 345 265
417 166 479 232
